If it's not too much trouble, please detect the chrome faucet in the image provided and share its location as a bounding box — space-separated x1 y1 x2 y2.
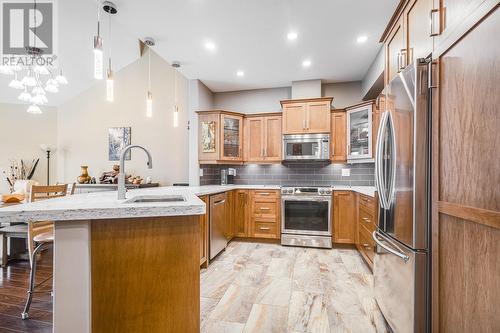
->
117 145 153 200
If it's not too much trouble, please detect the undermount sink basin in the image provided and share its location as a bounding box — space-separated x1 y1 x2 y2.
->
123 195 186 204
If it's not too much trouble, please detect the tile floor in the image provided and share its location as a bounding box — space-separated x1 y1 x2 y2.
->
200 241 389 333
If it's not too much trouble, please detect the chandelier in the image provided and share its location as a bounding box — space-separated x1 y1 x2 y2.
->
0 0 67 114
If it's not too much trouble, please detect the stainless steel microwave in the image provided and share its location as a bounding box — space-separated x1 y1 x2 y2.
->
283 134 330 161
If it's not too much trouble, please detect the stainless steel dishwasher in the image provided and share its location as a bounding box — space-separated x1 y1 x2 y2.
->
209 192 227 259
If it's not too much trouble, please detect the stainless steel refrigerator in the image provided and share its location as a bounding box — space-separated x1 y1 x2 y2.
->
372 58 431 333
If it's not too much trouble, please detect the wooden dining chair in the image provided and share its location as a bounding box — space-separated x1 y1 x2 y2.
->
22 184 68 320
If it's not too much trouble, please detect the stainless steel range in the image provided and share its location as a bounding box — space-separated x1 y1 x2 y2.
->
281 186 332 249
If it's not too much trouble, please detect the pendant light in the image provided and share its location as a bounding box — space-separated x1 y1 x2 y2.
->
103 2 117 102
172 62 180 127
93 2 103 80
144 38 155 118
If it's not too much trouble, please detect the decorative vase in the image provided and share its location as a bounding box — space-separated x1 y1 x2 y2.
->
77 166 92 184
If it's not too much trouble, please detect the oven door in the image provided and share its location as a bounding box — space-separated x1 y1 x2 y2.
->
283 137 321 160
281 197 331 236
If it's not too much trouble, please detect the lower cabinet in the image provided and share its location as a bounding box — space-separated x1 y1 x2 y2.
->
225 190 235 240
355 193 377 269
233 190 249 237
199 195 209 267
333 191 357 244
249 190 281 239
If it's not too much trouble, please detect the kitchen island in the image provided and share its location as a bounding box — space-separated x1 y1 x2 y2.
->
0 187 206 333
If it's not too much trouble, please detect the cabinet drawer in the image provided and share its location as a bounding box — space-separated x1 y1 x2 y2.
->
253 201 277 217
253 222 278 239
359 194 375 212
253 190 279 201
358 223 375 263
359 206 376 233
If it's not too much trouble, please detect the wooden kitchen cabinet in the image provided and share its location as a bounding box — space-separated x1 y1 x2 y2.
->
244 114 282 163
281 97 332 134
355 193 377 270
249 190 280 239
233 190 249 237
333 191 356 244
385 15 405 84
225 190 235 240
330 110 347 163
199 195 209 267
197 110 244 164
405 0 433 63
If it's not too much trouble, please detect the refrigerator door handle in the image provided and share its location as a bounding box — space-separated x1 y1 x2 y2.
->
372 231 410 263
375 111 389 209
386 112 397 207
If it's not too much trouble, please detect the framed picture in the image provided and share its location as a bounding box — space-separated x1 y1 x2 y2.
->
108 127 131 161
201 121 216 153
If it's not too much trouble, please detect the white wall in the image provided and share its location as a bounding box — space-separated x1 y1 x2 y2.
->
362 46 385 99
213 87 291 114
188 80 214 185
57 49 189 186
0 103 58 187
291 80 322 99
322 81 363 108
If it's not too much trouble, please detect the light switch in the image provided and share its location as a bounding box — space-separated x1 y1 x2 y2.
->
199 168 203 177
341 168 350 177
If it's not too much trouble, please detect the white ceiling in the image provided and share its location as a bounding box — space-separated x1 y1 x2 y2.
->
0 0 398 106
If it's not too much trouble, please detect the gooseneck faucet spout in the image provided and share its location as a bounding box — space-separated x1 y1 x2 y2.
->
117 145 153 200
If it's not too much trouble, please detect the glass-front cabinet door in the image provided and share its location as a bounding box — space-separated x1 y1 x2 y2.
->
220 114 243 161
346 104 373 161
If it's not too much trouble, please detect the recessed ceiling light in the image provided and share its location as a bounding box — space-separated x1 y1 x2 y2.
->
287 32 298 41
302 59 311 68
356 35 368 44
236 70 244 77
204 41 216 51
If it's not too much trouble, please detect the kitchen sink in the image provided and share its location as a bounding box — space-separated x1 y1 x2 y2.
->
123 195 186 204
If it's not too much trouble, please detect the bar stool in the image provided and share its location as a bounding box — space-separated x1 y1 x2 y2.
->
21 184 68 320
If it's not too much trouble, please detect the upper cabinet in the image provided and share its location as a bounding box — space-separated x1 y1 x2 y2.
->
198 110 244 164
385 15 405 84
281 98 332 134
244 114 282 163
330 110 347 163
346 102 374 162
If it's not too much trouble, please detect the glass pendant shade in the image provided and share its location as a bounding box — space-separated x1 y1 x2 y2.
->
45 83 59 93
93 36 103 80
106 70 114 102
55 69 68 85
9 74 24 89
27 104 42 114
32 86 46 95
146 91 153 118
18 89 32 102
21 71 37 87
173 105 179 128
31 94 47 105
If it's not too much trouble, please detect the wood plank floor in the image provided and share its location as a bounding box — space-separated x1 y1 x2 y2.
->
0 250 53 333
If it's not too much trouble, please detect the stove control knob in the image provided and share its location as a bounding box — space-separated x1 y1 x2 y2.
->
318 188 324 195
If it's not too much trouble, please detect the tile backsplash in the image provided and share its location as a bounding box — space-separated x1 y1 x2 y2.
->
200 162 374 186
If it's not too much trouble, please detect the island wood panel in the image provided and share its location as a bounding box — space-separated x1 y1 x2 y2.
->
331 111 347 162
91 216 200 333
433 7 500 332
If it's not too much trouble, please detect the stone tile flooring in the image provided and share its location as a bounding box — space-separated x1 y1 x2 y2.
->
200 241 389 333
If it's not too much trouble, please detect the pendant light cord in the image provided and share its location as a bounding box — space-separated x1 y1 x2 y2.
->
108 9 111 70
148 47 151 91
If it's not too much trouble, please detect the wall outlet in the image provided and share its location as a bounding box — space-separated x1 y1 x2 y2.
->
199 168 203 177
341 168 350 177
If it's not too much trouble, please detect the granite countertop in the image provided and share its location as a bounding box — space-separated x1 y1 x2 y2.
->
0 187 206 223
0 184 376 224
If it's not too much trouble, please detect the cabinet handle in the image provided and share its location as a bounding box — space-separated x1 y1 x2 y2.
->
400 49 407 70
303 119 306 130
214 199 225 206
430 9 440 37
363 243 372 250
259 192 270 196
261 148 265 157
264 148 267 157
397 52 401 73
259 227 271 231
260 207 270 211
362 217 371 223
